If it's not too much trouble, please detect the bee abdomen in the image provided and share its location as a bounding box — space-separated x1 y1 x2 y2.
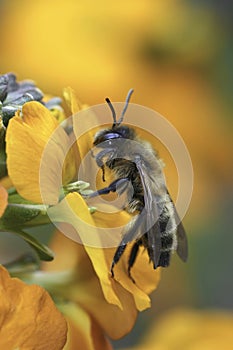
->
160 232 174 250
158 251 171 267
157 200 177 267
157 232 175 267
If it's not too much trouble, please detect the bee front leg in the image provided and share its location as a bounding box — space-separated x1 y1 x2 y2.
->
94 148 115 181
87 178 130 198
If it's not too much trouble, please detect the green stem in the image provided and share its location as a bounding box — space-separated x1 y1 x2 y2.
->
12 270 75 292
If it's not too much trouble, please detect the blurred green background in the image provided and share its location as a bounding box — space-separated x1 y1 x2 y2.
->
0 0 232 348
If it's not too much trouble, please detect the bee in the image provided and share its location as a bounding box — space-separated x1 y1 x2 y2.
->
89 89 188 282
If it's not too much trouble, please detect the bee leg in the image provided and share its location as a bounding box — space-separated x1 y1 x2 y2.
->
111 244 127 278
88 178 129 198
101 165 105 182
128 240 142 283
95 149 115 168
111 213 146 278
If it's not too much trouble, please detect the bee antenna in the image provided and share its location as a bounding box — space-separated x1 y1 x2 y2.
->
117 88 134 125
105 97 117 126
106 89 134 128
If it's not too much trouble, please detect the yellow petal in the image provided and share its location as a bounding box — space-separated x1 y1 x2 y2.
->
43 94 67 123
0 185 8 217
97 242 161 311
43 232 138 340
62 303 113 350
48 193 160 312
63 87 88 115
63 87 91 168
71 98 101 165
70 275 138 339
142 308 233 350
62 303 97 350
47 193 123 309
0 176 13 189
95 211 161 300
6 102 76 204
0 265 67 349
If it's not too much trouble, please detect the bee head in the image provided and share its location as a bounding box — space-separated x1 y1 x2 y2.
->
93 89 135 146
93 124 135 146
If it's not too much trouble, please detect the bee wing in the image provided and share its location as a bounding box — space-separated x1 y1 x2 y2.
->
135 156 162 268
174 206 188 262
167 191 188 262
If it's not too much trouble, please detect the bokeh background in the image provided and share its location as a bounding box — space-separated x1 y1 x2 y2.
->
0 0 232 348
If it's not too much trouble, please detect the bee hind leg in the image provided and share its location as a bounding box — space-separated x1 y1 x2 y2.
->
128 240 142 283
111 244 127 278
111 212 146 279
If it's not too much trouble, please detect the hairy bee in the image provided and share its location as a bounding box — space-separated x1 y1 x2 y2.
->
89 89 188 282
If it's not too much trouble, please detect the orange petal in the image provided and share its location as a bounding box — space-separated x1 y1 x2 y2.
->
0 185 8 217
43 232 138 340
0 266 67 349
90 317 113 350
42 229 86 271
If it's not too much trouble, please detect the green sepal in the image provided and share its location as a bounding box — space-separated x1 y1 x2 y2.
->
61 180 93 199
0 191 54 261
10 229 54 261
0 120 7 178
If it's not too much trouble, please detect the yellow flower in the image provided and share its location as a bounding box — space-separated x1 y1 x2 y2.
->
0 185 8 217
63 304 113 350
6 101 77 204
121 308 233 350
48 193 160 312
0 265 67 349
5 88 161 346
43 232 138 346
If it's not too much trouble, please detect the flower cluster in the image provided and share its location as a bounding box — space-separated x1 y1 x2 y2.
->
0 72 61 127
0 73 160 349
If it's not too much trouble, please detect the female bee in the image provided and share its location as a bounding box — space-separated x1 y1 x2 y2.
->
89 89 188 282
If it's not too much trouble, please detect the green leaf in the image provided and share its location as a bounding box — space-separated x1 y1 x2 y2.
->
10 229 54 261
0 197 50 229
3 253 39 274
